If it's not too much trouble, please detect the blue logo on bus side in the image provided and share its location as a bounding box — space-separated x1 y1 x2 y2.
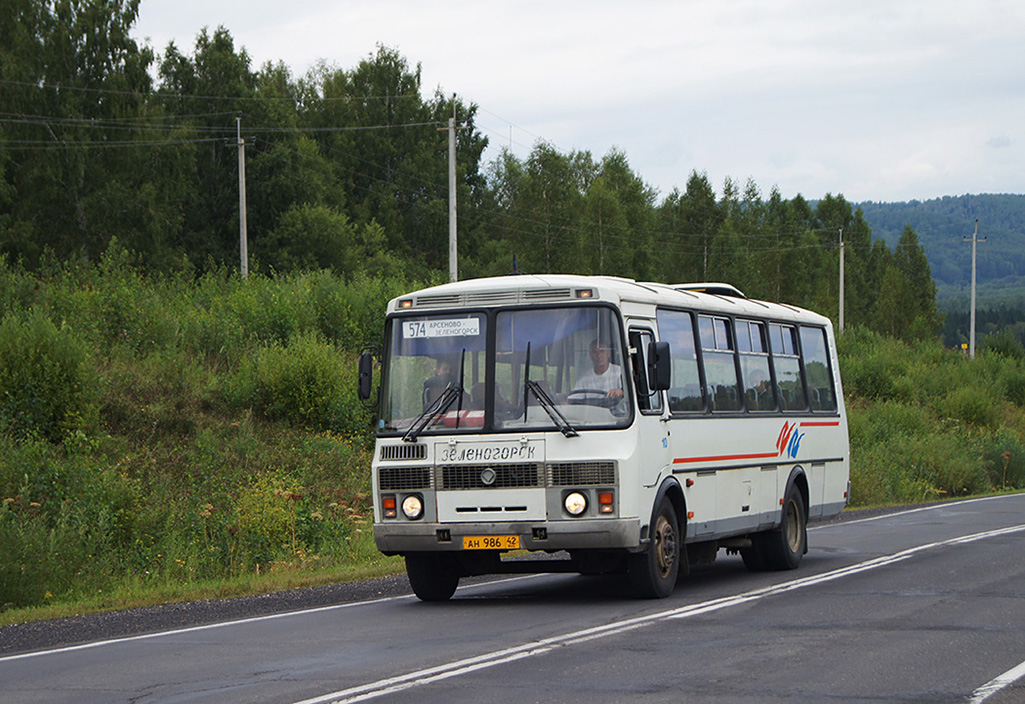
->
777 421 805 459
786 428 804 458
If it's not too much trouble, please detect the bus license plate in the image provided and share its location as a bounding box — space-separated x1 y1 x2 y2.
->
462 535 520 550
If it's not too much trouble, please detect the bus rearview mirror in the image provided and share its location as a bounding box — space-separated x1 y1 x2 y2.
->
648 341 671 391
358 350 374 400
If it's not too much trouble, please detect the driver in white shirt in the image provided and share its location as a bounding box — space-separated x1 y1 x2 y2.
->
574 339 624 402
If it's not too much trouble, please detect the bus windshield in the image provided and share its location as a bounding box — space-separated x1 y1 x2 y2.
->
379 306 631 435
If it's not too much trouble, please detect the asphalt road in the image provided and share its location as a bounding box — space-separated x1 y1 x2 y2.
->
2 495 1024 704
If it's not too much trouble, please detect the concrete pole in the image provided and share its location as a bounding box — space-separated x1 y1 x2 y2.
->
448 113 457 283
237 114 248 279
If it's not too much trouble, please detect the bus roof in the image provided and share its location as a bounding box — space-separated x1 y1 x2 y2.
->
387 274 832 326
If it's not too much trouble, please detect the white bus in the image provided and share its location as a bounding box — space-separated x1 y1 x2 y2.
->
358 275 850 600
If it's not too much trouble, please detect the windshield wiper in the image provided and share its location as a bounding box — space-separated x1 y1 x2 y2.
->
525 380 579 438
521 341 577 438
403 383 464 443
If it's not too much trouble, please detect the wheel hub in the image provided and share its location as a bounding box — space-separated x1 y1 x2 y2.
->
654 514 677 578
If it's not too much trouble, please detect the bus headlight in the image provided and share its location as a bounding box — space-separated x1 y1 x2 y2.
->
401 494 424 520
564 491 588 516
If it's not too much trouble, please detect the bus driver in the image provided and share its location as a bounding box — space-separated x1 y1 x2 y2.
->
574 339 624 402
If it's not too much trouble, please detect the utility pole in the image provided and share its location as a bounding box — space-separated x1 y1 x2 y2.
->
236 113 249 279
439 96 466 283
448 107 457 282
838 228 845 331
964 219 985 359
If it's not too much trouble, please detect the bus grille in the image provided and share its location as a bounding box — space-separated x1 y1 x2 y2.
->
438 463 543 489
379 444 427 461
379 466 433 491
547 461 617 486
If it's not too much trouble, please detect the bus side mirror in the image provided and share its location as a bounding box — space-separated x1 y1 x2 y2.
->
648 341 671 391
358 348 376 401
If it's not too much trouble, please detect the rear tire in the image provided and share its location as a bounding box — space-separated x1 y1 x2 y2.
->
764 485 807 570
739 541 769 571
741 484 807 572
405 553 460 601
628 499 680 598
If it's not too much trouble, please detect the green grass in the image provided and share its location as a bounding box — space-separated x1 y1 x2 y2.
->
3 251 1025 625
0 545 404 628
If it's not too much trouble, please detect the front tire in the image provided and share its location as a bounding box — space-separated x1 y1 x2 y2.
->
405 553 460 602
628 499 680 598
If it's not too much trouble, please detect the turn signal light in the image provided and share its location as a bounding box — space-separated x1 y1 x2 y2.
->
598 491 614 514
382 494 397 518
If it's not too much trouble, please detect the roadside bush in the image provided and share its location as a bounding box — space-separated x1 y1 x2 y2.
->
1002 368 1025 407
837 328 906 400
982 428 1025 489
0 437 143 608
938 385 1001 430
980 329 1025 361
0 255 39 315
226 333 371 436
0 311 95 441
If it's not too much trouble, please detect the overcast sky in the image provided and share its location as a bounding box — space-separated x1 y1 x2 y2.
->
131 0 1025 204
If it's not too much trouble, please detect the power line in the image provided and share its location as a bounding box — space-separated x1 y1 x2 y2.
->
0 78 426 104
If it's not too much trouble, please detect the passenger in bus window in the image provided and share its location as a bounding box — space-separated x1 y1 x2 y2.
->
423 358 455 409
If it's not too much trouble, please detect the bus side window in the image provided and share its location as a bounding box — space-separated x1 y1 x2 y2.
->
769 323 807 411
629 329 662 413
656 309 704 413
738 319 776 411
700 315 742 412
800 326 837 412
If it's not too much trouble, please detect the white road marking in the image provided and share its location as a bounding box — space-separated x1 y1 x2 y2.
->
0 594 408 663
809 493 1022 531
968 659 1025 703
293 523 1025 704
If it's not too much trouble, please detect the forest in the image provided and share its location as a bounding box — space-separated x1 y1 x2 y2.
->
2 1 1024 619
857 195 1025 315
0 1 944 341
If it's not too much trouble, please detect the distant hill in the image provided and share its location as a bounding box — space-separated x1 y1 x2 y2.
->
856 194 1025 310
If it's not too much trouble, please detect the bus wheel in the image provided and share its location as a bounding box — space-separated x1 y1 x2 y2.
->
761 485 807 570
405 553 459 601
739 541 768 571
628 499 680 598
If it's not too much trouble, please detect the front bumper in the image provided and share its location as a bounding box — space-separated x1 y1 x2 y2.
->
374 517 641 554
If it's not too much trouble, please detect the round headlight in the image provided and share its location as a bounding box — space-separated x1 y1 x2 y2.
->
564 491 588 516
401 494 424 520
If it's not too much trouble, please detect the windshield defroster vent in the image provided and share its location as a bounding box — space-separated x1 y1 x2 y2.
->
409 287 577 309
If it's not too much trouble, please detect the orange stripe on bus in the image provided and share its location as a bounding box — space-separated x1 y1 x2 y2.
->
673 452 779 464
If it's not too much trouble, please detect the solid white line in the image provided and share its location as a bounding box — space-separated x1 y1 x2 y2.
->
0 574 546 664
968 659 1025 703
293 523 1025 704
810 493 1025 531
0 593 409 664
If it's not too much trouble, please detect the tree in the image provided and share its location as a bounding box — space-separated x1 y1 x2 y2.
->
156 26 257 267
0 0 157 265
516 141 583 273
